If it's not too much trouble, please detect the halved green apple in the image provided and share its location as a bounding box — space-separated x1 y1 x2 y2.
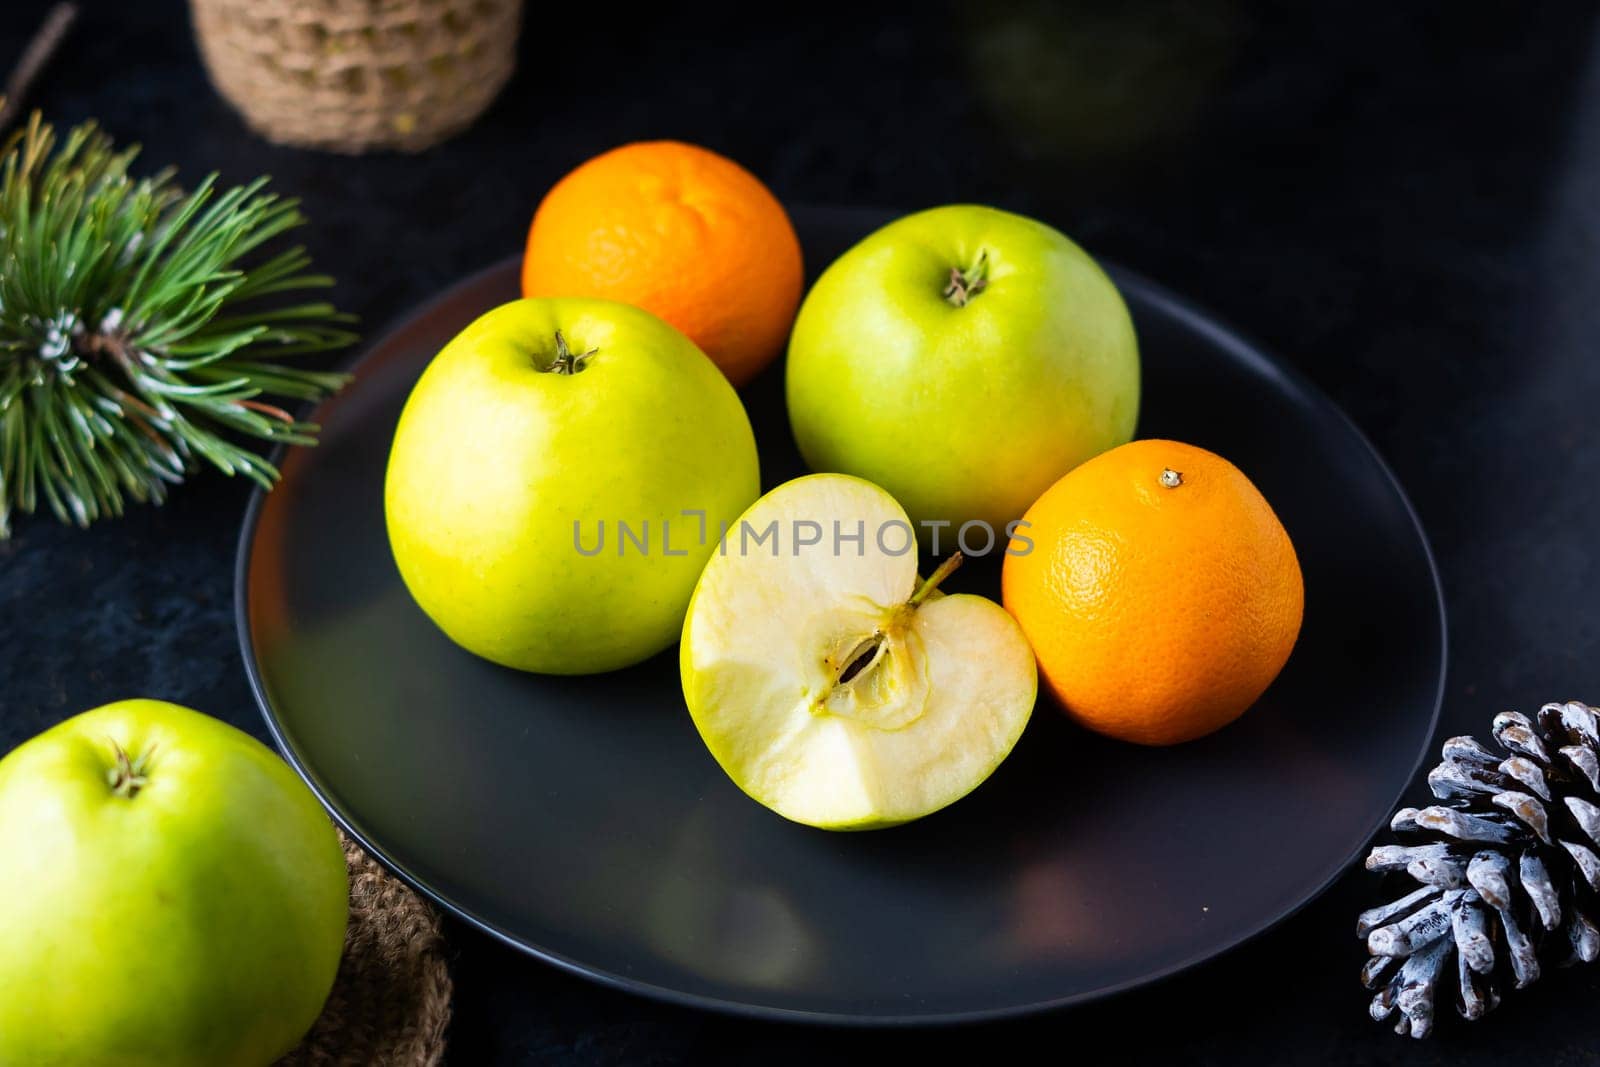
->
680 474 1038 830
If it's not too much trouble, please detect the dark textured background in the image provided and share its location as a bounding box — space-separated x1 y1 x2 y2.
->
4 1 1599 1062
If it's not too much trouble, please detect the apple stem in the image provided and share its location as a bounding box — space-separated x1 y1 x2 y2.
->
105 742 153 799
542 330 598 375
943 251 990 307
909 552 964 608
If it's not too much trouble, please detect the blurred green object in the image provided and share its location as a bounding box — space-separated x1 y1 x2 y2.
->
965 0 1241 165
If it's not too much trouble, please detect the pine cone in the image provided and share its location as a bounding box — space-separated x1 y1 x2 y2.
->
1359 701 1600 1037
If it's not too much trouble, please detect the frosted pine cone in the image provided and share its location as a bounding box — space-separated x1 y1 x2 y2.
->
1360 701 1600 1037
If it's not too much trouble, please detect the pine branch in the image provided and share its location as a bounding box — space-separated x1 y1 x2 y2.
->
0 113 355 537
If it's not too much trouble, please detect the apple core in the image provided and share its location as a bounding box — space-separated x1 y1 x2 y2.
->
813 551 967 729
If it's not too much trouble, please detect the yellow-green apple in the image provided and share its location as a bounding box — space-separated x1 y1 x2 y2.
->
786 205 1139 533
386 297 760 674
0 700 348 1066
680 473 1037 829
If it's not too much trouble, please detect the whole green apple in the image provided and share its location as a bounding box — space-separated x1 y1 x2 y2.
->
0 700 348 1067
786 204 1139 533
386 297 759 674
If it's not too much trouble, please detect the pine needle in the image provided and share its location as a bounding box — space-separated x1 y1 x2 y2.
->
0 113 354 537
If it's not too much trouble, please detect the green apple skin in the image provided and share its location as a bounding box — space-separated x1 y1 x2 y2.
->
786 204 1139 532
386 297 760 675
0 700 348 1067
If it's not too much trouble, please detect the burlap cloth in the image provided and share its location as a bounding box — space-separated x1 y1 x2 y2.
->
189 0 522 153
279 831 453 1066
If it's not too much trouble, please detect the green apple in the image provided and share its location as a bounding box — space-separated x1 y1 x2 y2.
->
786 204 1139 533
680 473 1037 829
0 700 348 1067
386 297 760 674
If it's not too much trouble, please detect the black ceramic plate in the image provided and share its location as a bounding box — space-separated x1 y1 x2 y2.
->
237 207 1445 1025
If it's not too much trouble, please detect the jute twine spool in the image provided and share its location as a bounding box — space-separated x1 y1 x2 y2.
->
279 831 453 1066
189 0 522 153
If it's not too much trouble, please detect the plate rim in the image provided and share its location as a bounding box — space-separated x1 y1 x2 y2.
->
234 246 1448 1027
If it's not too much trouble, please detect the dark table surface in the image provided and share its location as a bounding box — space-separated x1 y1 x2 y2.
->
5 2 1600 1063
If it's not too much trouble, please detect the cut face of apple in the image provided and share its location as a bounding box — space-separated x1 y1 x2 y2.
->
680 474 1037 830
